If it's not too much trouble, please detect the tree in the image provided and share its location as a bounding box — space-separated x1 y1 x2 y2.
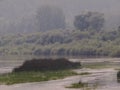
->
36 6 66 31
74 12 105 31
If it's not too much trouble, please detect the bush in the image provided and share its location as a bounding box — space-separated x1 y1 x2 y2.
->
13 58 81 72
117 71 120 82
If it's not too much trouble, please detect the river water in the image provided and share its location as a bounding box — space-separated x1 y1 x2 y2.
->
0 58 120 90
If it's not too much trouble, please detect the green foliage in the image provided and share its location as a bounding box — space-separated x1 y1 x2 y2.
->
117 71 120 83
67 82 88 88
79 72 91 75
0 29 120 57
74 12 105 31
13 58 81 72
0 70 77 85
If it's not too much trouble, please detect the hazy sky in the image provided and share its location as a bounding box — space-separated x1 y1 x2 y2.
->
0 0 119 22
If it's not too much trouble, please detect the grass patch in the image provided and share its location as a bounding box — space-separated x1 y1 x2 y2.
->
79 72 91 75
67 82 88 88
0 70 78 85
67 82 99 90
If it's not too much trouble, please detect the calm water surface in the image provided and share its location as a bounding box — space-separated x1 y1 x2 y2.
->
0 56 120 89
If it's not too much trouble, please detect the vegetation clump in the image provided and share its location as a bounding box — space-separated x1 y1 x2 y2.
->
79 72 91 75
1 29 120 57
117 71 120 82
0 70 78 85
13 58 81 72
67 81 88 88
0 58 81 85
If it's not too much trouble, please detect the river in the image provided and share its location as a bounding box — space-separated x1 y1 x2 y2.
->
0 58 120 90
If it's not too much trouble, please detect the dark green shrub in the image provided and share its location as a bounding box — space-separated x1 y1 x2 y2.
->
117 71 120 82
13 58 81 72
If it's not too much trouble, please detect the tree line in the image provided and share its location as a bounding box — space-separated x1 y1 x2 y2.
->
0 5 119 57
0 28 119 57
